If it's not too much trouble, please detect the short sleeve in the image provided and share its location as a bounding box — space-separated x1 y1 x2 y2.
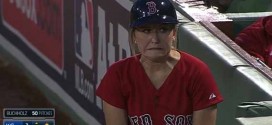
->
96 65 126 109
191 64 223 111
234 18 266 61
235 30 264 60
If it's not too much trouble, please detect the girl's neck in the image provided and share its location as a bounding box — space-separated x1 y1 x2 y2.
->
140 50 180 70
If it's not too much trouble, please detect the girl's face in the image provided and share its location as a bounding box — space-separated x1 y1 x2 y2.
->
133 24 176 60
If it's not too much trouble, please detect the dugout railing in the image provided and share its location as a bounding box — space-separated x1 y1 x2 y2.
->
172 1 272 125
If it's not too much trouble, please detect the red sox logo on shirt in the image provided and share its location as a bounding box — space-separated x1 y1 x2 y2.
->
129 114 192 125
146 1 157 15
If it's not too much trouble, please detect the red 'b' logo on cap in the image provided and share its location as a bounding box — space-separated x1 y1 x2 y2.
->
146 1 157 15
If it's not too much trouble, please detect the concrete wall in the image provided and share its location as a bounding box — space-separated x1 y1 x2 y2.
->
177 22 272 125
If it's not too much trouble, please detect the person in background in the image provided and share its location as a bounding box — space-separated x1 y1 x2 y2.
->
96 0 224 125
235 16 272 68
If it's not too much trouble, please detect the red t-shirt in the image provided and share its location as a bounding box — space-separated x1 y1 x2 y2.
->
235 16 272 67
96 51 223 125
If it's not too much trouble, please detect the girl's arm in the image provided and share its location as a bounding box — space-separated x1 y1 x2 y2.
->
103 101 128 125
192 104 218 125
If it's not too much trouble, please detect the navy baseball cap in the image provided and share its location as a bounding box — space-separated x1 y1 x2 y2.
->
130 0 178 28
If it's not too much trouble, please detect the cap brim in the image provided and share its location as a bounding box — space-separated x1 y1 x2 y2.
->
130 15 178 27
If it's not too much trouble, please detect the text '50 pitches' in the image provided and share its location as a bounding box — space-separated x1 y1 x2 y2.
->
3 108 55 119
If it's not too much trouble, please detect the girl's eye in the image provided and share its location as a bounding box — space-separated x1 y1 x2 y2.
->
137 28 152 33
159 27 172 33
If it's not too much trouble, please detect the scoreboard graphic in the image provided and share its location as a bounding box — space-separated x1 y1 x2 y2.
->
3 108 55 125
3 120 54 125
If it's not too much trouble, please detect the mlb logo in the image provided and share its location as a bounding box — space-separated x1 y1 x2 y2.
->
74 0 94 68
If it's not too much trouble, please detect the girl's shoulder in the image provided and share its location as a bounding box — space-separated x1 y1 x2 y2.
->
107 55 141 71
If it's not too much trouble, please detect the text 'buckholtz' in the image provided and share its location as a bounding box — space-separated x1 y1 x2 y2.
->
3 108 55 119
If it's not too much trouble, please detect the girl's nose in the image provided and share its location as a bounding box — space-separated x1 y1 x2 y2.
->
150 31 160 44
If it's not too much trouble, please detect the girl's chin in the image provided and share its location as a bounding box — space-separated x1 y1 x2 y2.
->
143 53 168 59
